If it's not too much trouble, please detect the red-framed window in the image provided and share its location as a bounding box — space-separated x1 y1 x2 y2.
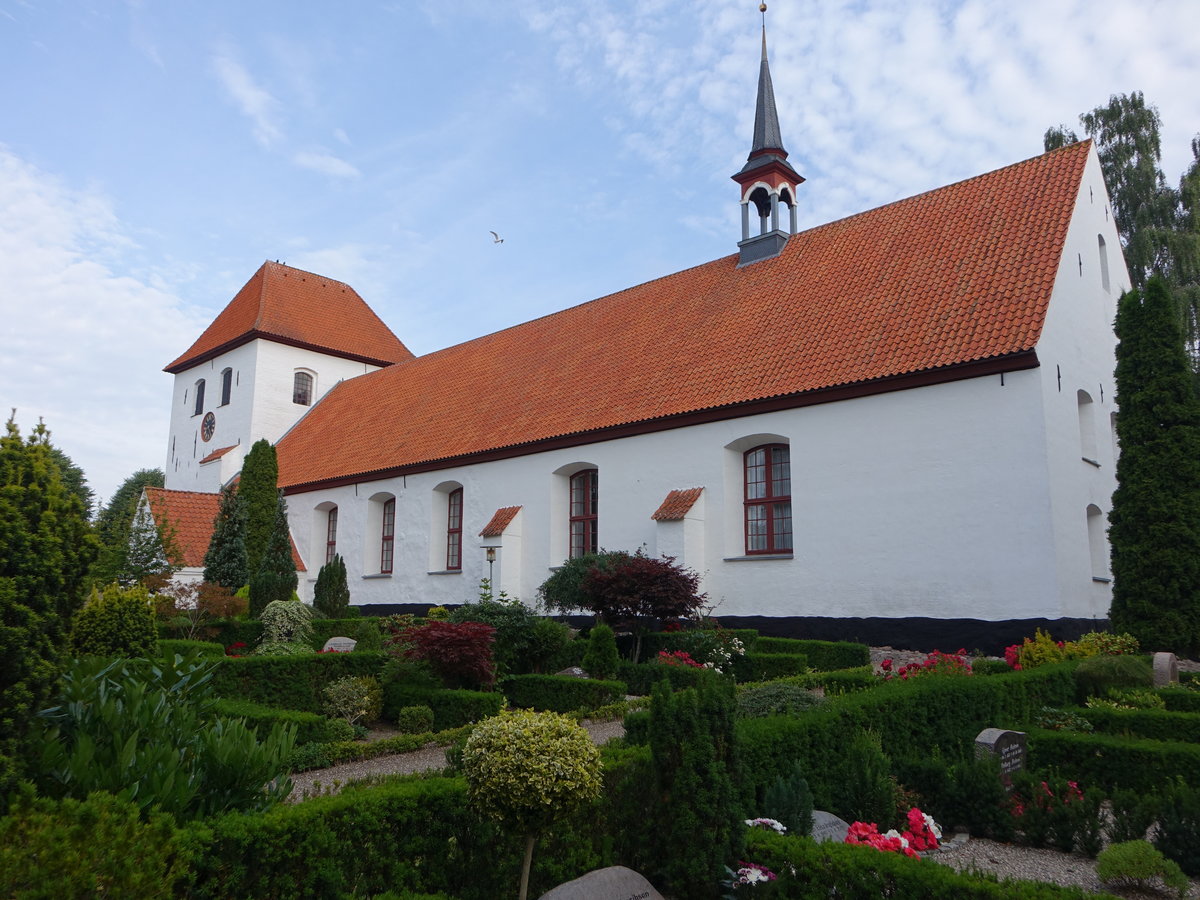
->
293 371 314 406
446 488 463 570
325 506 338 565
380 498 395 574
569 469 598 558
744 445 792 554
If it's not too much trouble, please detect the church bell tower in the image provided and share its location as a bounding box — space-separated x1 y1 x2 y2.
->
732 3 804 266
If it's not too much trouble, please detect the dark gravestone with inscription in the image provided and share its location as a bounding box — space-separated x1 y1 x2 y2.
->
537 865 664 900
975 727 1027 789
810 810 851 844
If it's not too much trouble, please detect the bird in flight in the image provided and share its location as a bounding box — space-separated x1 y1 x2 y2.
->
490 231 504 244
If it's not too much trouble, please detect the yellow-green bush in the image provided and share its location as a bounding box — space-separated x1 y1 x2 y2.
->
69 583 157 657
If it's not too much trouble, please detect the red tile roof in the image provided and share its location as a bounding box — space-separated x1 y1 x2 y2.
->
276 142 1090 491
165 261 413 373
199 444 238 465
652 488 704 521
145 486 307 572
480 506 522 538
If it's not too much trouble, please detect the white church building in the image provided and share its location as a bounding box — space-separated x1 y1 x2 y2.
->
149 28 1128 649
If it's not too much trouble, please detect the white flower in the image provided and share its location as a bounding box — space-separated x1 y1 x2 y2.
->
745 817 787 833
884 829 909 849
923 813 942 839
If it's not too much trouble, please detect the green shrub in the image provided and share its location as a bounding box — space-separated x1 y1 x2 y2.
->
1074 654 1152 701
616 658 708 695
527 617 575 674
322 675 384 726
382 683 504 730
582 623 620 681
1108 788 1159 844
1034 706 1094 732
310 617 384 653
1028 728 1200 794
69 582 157 657
760 760 814 837
211 698 354 745
313 553 351 619
258 598 314 647
33 655 295 821
450 600 536 676
1161 687 1200 712
1077 631 1140 656
736 681 824 718
209 651 388 712
732 651 808 682
1097 840 1188 897
972 658 1014 676
0 788 189 898
753 637 869 671
157 638 226 658
1153 778 1200 877
395 705 435 734
500 674 626 714
1080 705 1200 743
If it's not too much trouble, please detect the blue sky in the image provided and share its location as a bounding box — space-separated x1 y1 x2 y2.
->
2 0 1199 508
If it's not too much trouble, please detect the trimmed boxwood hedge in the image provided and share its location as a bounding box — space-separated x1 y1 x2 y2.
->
753 637 870 671
309 617 383 652
1161 687 1200 713
209 652 388 712
744 830 1116 899
731 652 808 682
639 628 760 659
615 659 710 695
1028 727 1200 794
1075 705 1200 744
499 674 626 713
381 683 503 730
210 698 352 745
156 639 226 658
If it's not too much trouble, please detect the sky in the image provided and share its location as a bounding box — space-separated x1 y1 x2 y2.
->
2 0 1198 510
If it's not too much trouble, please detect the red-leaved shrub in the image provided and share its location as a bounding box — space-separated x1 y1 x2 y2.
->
400 620 497 689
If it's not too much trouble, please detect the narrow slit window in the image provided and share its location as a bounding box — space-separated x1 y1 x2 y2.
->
446 488 463 570
380 498 395 574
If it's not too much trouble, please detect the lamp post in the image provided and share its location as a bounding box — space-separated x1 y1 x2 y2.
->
484 545 499 588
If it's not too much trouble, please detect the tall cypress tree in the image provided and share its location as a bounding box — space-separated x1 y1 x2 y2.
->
313 553 350 619
203 483 248 590
1109 276 1200 654
240 439 278 574
0 417 97 809
249 491 298 619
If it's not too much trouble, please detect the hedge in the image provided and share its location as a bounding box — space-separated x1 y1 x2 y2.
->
499 674 627 713
381 683 503 730
157 639 226 658
1161 688 1200 713
639 629 760 658
753 638 869 671
180 776 606 899
210 699 351 745
1076 705 1200 745
615 659 711 695
744 830 1117 899
1028 727 1200 794
209 652 388 712
732 652 808 682
309 617 383 652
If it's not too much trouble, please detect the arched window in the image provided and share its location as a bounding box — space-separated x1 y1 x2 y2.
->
1077 390 1098 464
446 488 463 570
293 371 314 406
744 444 791 554
380 498 396 574
569 469 598 558
193 379 206 416
220 368 233 406
1087 504 1108 580
325 506 338 565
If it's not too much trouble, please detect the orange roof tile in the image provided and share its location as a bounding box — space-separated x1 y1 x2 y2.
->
480 506 522 538
277 142 1090 491
145 486 307 572
165 261 413 373
652 488 704 521
199 444 238 464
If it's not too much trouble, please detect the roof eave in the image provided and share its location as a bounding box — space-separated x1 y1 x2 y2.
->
164 330 403 374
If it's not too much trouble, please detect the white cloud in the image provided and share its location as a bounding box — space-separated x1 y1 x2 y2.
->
211 45 283 148
0 147 208 507
292 150 361 179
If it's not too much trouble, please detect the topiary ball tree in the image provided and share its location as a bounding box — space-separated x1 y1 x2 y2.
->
69 583 157 658
462 708 602 900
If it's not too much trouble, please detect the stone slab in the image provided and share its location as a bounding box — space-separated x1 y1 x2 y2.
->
538 866 663 900
322 636 357 653
975 727 1027 782
1154 651 1179 687
810 810 850 844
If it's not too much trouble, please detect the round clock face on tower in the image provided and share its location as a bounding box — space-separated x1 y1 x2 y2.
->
201 411 216 442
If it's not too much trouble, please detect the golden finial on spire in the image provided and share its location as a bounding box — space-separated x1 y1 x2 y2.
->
760 2 767 12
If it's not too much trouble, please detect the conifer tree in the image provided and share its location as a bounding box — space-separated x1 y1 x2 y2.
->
90 468 164 586
248 491 297 619
240 439 278 574
203 483 248 591
123 498 177 585
313 553 350 619
0 417 97 809
1109 277 1200 654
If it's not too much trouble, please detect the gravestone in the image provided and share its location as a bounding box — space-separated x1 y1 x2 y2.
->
537 865 663 900
322 636 357 653
810 810 851 844
1153 652 1180 687
555 666 590 679
975 728 1027 788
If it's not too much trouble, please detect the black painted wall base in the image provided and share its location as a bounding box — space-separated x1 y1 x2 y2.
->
353 604 1107 658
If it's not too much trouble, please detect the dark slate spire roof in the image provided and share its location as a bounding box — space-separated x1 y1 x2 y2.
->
751 26 784 155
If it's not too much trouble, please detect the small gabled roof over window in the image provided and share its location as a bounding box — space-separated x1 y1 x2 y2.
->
652 488 704 521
